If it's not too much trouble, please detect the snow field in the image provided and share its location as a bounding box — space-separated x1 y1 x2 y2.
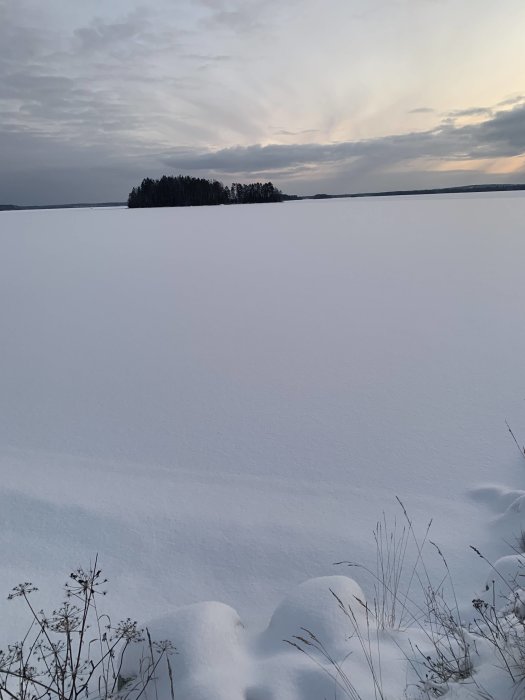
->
1 194 525 697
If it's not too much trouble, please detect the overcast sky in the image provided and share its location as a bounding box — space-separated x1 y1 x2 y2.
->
2 0 525 204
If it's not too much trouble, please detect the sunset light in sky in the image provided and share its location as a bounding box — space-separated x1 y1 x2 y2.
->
2 0 525 203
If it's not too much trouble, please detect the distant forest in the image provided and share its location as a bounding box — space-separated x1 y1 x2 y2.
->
128 176 283 208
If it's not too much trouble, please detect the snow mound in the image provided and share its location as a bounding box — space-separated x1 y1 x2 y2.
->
120 602 247 700
468 484 525 512
476 553 525 604
263 575 366 652
118 552 525 699
504 493 525 515
470 484 525 555
119 576 370 700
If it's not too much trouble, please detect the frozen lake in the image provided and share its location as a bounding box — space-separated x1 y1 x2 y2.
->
1 193 525 640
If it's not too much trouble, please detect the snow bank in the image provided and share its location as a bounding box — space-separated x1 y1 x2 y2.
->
119 575 409 700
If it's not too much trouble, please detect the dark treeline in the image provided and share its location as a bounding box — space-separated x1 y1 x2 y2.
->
127 175 283 208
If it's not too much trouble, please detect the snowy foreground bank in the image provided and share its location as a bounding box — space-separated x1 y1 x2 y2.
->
117 484 525 700
1 194 525 698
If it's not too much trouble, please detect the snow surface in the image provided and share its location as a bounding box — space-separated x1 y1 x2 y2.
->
1 193 525 698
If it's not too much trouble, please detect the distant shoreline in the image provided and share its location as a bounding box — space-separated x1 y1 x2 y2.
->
2 183 525 211
296 183 525 201
0 202 126 212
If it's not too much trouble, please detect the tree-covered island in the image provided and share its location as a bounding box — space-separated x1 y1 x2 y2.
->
128 176 283 208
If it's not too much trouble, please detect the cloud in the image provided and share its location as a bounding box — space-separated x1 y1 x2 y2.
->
474 104 525 153
0 5 203 148
183 53 232 62
161 103 525 177
198 0 290 32
0 2 273 155
73 12 148 53
497 95 525 108
446 106 493 119
271 129 320 139
408 107 435 114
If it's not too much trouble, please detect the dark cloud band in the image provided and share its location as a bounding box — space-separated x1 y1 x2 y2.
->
161 104 525 175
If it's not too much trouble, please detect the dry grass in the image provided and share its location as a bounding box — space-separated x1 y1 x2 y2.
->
0 557 175 700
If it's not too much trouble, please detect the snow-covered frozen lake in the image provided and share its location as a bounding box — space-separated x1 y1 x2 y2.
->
1 193 525 655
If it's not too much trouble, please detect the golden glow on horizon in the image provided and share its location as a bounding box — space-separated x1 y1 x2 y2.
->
428 155 525 175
